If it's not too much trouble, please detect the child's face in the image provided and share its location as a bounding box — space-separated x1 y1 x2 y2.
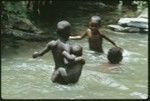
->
89 22 100 28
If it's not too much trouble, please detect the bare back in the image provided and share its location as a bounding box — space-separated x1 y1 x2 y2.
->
51 40 70 70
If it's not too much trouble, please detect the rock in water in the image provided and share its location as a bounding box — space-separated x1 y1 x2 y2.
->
13 18 44 34
107 25 140 33
118 18 148 29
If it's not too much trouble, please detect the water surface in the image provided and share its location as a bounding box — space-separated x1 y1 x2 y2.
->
1 3 148 99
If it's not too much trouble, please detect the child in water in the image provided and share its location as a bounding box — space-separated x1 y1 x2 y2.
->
32 20 84 85
107 47 123 64
51 44 85 84
63 45 85 83
99 47 123 73
70 15 118 53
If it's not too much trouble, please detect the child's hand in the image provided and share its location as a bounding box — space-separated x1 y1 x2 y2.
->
32 52 39 58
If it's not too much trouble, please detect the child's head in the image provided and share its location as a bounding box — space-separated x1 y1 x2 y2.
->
57 20 71 41
89 16 101 28
71 45 82 56
107 47 123 64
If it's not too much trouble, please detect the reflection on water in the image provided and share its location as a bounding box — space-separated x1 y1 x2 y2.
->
1 3 148 99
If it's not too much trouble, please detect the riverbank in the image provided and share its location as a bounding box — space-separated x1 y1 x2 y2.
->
1 1 147 49
106 7 148 33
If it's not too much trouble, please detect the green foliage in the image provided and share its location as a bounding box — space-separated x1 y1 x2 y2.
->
1 1 31 29
2 1 27 18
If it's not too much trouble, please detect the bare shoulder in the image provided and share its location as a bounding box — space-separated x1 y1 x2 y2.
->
47 40 57 47
86 28 91 36
87 28 91 32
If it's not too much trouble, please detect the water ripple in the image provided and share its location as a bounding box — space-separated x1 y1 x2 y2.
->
130 92 148 99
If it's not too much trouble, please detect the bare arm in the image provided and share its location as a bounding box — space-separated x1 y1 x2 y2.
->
62 51 85 65
74 57 85 65
69 31 87 40
100 33 117 47
32 40 57 58
62 51 76 61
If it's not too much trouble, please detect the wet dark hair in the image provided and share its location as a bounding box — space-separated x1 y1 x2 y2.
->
57 20 71 40
71 45 82 56
107 47 123 64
